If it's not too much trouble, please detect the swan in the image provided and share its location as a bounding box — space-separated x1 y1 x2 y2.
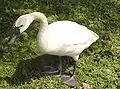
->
8 12 99 87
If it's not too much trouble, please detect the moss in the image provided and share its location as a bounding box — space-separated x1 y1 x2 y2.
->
0 0 120 89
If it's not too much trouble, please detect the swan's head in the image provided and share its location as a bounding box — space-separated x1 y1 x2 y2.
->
8 14 34 45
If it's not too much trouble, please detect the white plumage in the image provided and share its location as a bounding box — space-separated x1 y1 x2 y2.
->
11 12 99 61
8 12 99 86
9 12 99 61
39 21 99 61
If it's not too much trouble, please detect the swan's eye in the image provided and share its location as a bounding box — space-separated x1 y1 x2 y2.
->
13 24 23 29
19 25 23 28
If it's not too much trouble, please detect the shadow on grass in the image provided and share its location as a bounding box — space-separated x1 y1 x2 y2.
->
5 54 74 85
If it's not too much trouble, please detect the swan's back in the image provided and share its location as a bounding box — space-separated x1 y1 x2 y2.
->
40 21 99 56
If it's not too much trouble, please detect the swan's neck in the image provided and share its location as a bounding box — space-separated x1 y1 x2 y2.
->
30 12 48 51
30 12 48 36
30 12 48 32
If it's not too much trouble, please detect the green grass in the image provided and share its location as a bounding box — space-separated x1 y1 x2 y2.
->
0 0 120 89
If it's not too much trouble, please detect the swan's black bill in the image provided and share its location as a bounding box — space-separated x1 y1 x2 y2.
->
8 35 18 45
8 25 22 45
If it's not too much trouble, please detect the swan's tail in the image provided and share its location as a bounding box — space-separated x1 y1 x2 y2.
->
90 30 99 42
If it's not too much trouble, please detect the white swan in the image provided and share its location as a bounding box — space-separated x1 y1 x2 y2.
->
8 12 99 87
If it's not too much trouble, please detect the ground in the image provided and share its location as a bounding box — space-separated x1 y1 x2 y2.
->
0 0 120 89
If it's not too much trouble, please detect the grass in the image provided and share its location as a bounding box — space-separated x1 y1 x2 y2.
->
0 0 120 89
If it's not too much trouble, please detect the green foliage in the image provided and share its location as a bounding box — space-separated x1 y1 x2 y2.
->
0 0 120 89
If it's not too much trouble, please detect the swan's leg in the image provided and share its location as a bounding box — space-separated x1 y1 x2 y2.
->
70 55 79 76
60 55 79 87
59 56 62 76
72 60 76 76
73 55 79 74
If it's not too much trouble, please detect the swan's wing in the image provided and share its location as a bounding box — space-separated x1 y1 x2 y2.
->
45 21 99 56
49 21 99 45
47 21 99 55
61 29 99 54
59 28 99 56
